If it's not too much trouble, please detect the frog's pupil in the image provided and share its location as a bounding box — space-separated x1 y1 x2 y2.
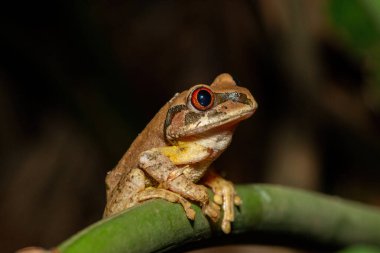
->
197 89 212 107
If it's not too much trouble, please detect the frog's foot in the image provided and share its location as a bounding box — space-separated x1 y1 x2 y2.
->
203 171 241 234
136 188 196 220
202 200 220 223
165 170 221 222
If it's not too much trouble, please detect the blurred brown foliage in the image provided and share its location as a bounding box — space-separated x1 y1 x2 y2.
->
0 0 380 252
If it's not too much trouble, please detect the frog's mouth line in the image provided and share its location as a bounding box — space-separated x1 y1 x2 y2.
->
166 108 255 141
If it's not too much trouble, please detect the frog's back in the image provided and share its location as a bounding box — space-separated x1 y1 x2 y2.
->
105 103 169 200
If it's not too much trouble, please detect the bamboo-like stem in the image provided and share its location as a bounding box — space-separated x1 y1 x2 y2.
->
57 184 380 253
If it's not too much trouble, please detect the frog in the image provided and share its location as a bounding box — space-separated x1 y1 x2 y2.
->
103 73 257 233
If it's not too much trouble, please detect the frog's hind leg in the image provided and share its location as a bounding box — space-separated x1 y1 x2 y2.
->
103 168 146 217
103 168 196 220
136 188 196 220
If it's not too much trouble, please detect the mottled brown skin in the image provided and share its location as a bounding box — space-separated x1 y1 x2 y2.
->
104 73 257 233
105 103 168 202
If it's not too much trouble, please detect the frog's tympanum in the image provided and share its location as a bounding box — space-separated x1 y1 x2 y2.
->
104 73 257 233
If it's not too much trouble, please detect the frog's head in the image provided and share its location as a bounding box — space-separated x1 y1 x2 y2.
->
164 73 257 143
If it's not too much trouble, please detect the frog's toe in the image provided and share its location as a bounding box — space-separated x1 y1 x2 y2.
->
203 202 220 222
221 220 231 234
234 195 242 206
177 196 196 220
213 194 223 205
185 207 196 220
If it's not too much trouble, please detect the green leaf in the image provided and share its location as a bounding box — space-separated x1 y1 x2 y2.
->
57 184 380 253
338 245 380 253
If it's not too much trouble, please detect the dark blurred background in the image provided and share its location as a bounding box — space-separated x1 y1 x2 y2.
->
1 0 380 252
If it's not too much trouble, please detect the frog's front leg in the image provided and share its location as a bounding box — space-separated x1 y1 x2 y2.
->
202 170 242 234
137 187 196 219
139 145 220 221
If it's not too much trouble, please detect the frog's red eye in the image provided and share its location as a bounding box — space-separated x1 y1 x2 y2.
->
190 87 214 111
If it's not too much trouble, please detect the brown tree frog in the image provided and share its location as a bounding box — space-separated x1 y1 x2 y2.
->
103 73 257 233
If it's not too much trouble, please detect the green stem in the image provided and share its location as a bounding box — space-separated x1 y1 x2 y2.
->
57 184 380 253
